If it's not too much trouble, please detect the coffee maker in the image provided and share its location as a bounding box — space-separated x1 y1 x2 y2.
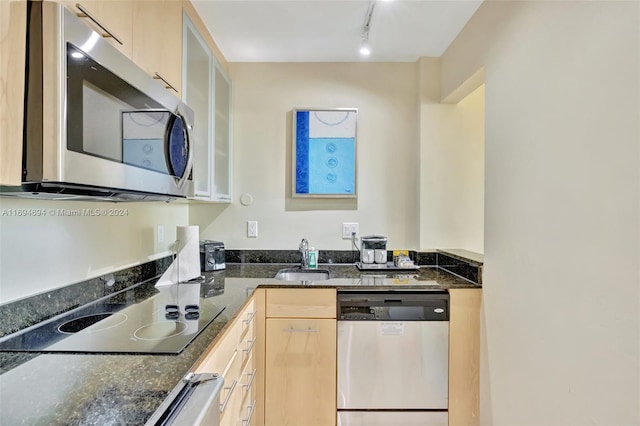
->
360 235 387 264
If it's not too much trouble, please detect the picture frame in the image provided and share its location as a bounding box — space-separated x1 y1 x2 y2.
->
292 108 358 198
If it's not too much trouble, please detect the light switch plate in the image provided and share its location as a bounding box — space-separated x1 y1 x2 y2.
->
247 221 258 238
157 225 164 243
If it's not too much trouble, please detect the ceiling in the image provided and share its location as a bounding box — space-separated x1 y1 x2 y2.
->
191 0 483 62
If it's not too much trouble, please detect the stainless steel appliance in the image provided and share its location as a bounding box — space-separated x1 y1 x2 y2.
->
360 235 387 264
200 240 226 271
0 279 225 354
145 372 224 426
337 291 450 425
0 1 194 201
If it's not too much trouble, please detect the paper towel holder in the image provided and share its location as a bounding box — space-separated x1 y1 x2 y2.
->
156 226 203 287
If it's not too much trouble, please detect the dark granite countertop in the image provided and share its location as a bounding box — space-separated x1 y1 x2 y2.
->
0 263 478 425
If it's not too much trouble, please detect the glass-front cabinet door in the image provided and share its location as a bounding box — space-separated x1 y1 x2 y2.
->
213 64 231 201
183 13 212 199
182 12 232 202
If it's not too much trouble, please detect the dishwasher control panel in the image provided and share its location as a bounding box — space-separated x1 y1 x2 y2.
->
337 290 449 321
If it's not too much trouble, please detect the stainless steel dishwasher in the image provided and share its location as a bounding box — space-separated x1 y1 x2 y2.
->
337 290 449 426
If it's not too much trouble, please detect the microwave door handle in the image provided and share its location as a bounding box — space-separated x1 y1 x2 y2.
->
174 104 194 190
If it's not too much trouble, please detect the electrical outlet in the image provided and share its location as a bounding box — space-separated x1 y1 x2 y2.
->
157 225 164 243
342 222 359 239
247 221 258 238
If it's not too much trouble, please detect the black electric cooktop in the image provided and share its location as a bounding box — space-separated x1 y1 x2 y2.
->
0 279 225 354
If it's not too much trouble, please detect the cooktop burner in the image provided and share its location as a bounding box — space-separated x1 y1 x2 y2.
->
0 279 225 354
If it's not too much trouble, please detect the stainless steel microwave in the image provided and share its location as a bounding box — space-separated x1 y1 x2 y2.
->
1 1 194 201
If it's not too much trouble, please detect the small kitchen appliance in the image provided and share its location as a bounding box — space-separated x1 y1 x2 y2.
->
199 241 226 271
360 235 387 264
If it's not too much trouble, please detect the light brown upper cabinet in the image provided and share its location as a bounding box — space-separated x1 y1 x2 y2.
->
131 0 182 96
1 0 27 186
62 1 133 59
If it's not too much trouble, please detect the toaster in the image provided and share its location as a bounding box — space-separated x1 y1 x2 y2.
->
199 241 226 271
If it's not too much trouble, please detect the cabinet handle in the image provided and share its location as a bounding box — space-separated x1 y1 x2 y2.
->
241 367 257 392
219 379 237 413
75 3 124 45
242 400 257 426
242 336 257 355
153 72 178 93
284 327 318 333
243 311 256 325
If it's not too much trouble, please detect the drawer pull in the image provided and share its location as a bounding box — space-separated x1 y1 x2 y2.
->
243 311 256 325
75 3 124 45
153 72 178 93
242 399 257 426
242 336 257 355
219 379 237 413
284 327 318 333
241 367 257 392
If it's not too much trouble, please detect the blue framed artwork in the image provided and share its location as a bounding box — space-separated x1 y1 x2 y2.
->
293 108 358 198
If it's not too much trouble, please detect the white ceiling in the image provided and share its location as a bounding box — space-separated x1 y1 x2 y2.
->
192 0 483 62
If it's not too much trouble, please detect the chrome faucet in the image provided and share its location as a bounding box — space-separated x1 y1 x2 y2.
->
299 238 309 269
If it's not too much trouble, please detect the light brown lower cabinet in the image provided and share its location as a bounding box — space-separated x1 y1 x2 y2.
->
264 318 337 426
448 288 482 426
264 288 337 426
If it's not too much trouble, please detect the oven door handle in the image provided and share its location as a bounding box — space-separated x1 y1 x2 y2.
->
144 372 224 425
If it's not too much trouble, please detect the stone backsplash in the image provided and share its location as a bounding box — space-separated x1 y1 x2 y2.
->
226 249 439 266
0 257 172 337
0 248 482 338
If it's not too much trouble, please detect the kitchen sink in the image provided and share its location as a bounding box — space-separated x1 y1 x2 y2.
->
274 268 331 281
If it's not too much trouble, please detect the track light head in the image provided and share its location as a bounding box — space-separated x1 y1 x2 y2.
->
359 38 371 56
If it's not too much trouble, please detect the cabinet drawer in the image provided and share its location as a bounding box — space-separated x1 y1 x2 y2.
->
219 349 244 426
266 288 336 318
239 356 258 426
239 353 257 404
194 318 241 375
195 297 256 375
239 323 256 369
239 298 257 339
239 397 258 426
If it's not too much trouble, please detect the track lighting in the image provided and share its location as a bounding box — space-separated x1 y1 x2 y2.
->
358 0 377 57
359 36 371 56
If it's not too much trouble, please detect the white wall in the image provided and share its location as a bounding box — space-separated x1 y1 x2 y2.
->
442 1 639 424
419 56 484 253
191 62 420 251
0 198 189 303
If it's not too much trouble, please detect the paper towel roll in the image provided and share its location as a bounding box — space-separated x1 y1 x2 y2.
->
156 225 201 287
